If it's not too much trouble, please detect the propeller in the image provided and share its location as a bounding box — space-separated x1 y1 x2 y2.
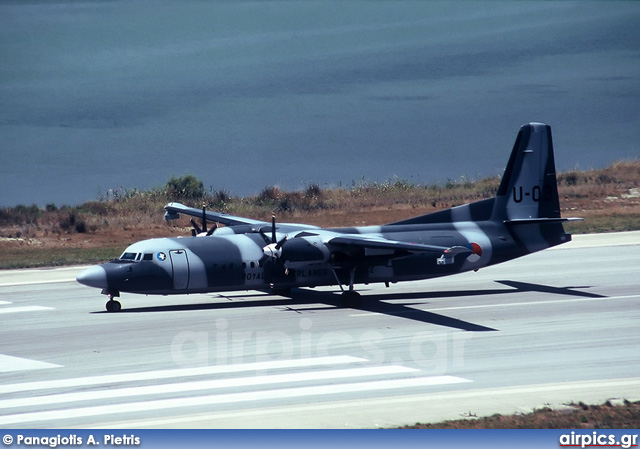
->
190 205 217 237
262 214 288 258
259 215 329 278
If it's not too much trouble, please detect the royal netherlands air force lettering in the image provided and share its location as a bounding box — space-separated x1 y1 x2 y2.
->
76 123 581 312
246 268 329 281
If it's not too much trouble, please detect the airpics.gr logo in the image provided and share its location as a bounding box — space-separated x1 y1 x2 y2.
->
157 252 167 262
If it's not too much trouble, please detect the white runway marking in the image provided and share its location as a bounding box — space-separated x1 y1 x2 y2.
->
430 296 618 312
0 355 61 373
0 266 87 287
0 306 54 314
0 365 418 409
0 376 470 426
0 279 76 287
350 294 640 317
0 355 471 426
0 355 366 394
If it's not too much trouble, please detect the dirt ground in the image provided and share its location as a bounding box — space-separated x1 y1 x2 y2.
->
2 192 639 252
1 161 638 268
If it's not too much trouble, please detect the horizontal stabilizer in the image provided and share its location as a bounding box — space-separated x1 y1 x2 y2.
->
504 217 583 226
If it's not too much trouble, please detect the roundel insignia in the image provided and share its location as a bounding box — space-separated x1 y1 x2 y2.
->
157 252 167 262
466 243 482 262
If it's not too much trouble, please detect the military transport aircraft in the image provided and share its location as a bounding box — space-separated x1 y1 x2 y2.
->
77 123 581 312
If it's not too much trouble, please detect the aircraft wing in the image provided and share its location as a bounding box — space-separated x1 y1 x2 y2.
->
326 234 473 266
164 202 266 227
328 234 469 255
163 202 322 232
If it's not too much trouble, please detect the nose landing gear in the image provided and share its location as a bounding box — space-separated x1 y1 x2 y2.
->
102 289 122 313
106 299 122 312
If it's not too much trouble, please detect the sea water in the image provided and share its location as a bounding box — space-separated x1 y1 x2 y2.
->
1 1 639 206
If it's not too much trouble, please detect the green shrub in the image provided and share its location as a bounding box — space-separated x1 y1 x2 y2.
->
165 174 205 201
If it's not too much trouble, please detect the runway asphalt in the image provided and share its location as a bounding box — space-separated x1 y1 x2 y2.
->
0 231 639 428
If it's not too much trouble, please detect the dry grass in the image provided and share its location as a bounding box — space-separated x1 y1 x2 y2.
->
398 400 640 429
1 160 638 268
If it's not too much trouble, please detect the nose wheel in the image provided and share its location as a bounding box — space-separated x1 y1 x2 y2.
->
103 290 122 312
106 299 122 312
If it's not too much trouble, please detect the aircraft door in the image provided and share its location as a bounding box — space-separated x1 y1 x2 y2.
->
169 249 190 290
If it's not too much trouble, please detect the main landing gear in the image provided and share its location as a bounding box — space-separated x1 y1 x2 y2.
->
331 266 363 308
102 289 122 313
340 290 362 308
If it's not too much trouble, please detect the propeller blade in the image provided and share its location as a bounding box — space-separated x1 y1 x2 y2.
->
258 229 270 244
275 236 288 250
202 205 207 234
271 214 277 243
190 218 202 235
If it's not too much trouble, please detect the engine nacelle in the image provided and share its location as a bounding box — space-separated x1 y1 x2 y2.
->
263 235 331 270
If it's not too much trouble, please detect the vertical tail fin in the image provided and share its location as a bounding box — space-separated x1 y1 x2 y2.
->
494 122 578 250
493 122 561 221
387 122 580 240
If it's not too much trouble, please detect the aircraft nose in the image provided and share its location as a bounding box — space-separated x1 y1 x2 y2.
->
76 265 108 289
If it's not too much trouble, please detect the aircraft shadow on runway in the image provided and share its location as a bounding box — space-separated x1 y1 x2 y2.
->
494 280 606 299
94 279 604 331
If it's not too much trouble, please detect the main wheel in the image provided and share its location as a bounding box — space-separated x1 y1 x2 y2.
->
340 291 362 308
106 299 122 313
270 287 292 296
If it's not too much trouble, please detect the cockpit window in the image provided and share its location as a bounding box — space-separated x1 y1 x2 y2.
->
143 253 153 261
119 252 138 261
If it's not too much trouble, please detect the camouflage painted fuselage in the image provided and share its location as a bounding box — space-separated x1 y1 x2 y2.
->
77 123 577 306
